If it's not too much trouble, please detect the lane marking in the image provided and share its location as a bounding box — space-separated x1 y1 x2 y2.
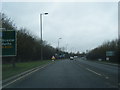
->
75 61 113 83
75 61 111 80
118 83 120 86
105 76 109 79
86 68 102 76
3 70 37 88
2 63 51 88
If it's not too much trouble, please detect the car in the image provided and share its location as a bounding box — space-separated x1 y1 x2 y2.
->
70 56 74 60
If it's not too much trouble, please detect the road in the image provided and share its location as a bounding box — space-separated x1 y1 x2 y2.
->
4 59 119 88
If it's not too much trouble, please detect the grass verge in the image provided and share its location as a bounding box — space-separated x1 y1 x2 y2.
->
2 60 51 80
91 60 119 65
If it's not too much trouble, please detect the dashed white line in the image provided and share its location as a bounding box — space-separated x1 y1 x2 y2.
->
118 83 120 86
86 68 102 76
105 76 109 79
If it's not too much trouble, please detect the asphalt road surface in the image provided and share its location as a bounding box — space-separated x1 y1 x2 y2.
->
4 59 119 88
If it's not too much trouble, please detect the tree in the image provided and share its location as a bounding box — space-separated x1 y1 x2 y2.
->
86 39 119 63
2 13 69 63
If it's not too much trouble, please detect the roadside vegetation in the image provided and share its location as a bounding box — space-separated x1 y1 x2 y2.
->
86 39 119 63
2 60 51 80
1 13 69 63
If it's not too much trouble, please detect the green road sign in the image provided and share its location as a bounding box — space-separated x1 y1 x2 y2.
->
106 51 114 56
1 30 17 56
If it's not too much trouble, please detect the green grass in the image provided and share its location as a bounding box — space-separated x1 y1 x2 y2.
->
2 60 51 80
99 60 118 64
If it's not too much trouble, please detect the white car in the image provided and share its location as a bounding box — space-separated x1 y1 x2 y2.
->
70 57 74 60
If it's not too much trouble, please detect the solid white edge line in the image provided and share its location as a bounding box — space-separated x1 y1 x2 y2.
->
86 68 102 76
2 63 51 88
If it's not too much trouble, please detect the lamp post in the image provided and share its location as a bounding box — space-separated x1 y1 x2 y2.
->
40 12 48 60
58 38 62 50
65 44 68 52
57 38 62 59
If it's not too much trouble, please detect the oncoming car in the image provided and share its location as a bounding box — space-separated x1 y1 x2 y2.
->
70 56 74 60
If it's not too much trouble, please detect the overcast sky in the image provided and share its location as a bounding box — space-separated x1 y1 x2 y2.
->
2 2 118 53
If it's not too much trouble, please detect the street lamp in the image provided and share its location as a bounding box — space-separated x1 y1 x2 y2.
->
57 38 62 59
40 12 48 60
58 38 62 50
65 44 68 52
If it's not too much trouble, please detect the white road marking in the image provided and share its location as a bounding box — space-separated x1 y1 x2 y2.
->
119 83 120 86
105 76 109 79
2 63 51 88
86 68 102 76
